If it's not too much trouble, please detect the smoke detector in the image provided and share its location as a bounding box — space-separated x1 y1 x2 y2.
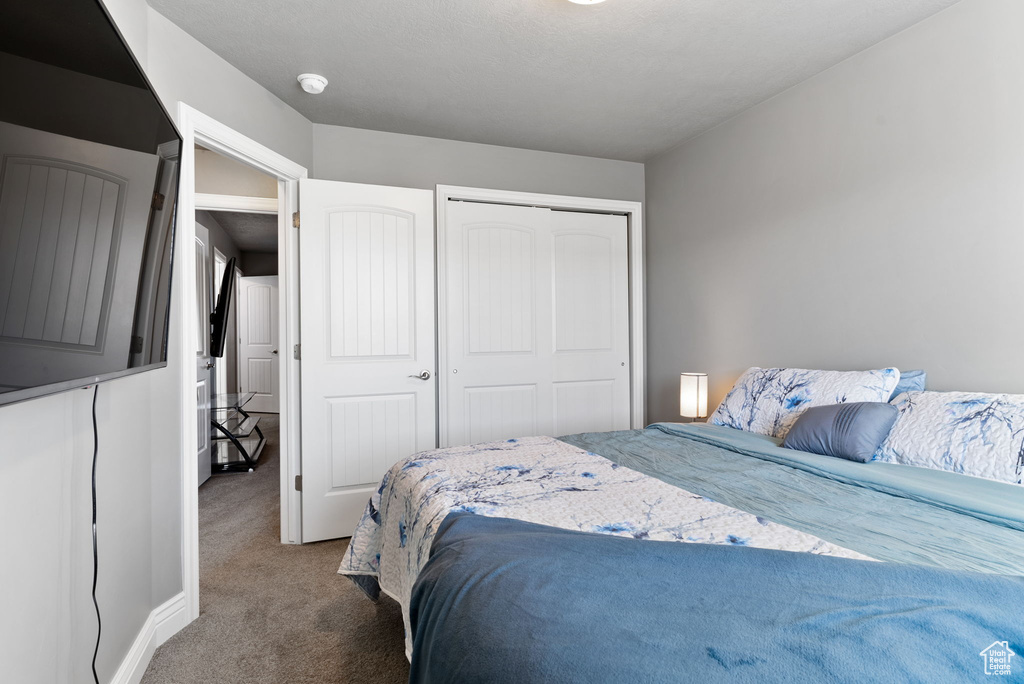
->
297 73 328 95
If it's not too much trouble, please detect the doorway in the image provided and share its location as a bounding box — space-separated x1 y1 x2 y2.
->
194 147 281 481
177 105 306 624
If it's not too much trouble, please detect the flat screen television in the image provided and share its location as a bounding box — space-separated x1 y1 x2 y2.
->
0 0 181 406
210 257 236 358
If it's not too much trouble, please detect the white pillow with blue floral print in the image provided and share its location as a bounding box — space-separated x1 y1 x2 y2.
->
709 367 901 439
876 391 1024 486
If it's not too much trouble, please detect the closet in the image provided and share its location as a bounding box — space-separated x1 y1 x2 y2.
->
298 181 636 540
441 200 631 445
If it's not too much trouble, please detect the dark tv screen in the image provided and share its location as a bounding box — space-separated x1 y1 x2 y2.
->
211 257 236 358
0 0 180 406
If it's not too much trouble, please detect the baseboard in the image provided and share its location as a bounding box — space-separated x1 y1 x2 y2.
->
109 592 188 684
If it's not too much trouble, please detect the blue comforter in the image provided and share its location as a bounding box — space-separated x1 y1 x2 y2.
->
562 423 1024 575
410 512 1024 684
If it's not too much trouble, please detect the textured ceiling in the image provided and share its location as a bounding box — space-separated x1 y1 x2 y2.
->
210 212 278 252
149 0 959 161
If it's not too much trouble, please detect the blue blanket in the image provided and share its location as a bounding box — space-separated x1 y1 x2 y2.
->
410 512 1024 684
560 424 1024 576
649 423 1024 530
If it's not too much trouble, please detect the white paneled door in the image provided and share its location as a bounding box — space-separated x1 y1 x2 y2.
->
442 202 630 446
443 203 553 445
549 209 630 435
238 275 280 413
195 222 213 487
299 180 436 542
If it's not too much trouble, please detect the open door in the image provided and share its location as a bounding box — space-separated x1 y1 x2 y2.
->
298 180 436 541
195 222 213 486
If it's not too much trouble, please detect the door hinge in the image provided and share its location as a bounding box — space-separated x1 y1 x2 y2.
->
292 211 300 229
293 343 301 360
294 475 302 491
130 335 144 354
151 191 165 210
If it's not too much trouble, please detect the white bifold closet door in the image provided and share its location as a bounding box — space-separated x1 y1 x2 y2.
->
442 201 630 446
299 180 436 542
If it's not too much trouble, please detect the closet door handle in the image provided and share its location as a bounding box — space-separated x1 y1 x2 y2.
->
409 370 432 380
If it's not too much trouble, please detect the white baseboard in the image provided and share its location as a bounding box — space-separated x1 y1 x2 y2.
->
110 592 189 684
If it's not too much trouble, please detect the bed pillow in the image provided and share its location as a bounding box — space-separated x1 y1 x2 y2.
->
876 391 1024 485
709 367 900 439
888 369 927 402
782 402 898 463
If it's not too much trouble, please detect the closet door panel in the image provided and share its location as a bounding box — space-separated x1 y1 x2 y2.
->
465 224 534 355
443 202 631 445
464 384 537 444
553 379 616 436
443 201 553 446
550 211 631 434
553 232 614 351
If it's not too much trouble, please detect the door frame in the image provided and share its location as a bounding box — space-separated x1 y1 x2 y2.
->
196 193 278 214
435 185 645 446
176 104 307 625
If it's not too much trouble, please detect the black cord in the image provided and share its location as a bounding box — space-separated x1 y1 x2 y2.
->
90 384 101 684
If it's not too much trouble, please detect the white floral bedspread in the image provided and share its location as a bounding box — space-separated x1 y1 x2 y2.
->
339 436 871 657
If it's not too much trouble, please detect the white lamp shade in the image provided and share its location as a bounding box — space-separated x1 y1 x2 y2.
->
680 372 708 419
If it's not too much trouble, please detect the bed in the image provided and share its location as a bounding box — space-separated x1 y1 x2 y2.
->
340 419 1024 677
340 363 1024 681
409 511 1024 683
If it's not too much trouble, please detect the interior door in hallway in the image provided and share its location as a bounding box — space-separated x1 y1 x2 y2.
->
195 222 213 486
299 180 436 542
238 275 280 413
442 201 630 446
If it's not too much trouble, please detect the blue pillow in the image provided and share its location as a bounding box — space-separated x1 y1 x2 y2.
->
889 369 926 402
782 402 898 463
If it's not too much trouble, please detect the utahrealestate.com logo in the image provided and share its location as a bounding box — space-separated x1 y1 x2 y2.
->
980 641 1016 676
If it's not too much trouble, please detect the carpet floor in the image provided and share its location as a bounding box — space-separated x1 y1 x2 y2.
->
142 414 410 683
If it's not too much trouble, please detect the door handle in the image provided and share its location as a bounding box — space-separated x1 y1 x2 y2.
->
409 370 432 380
205 362 214 370
271 349 279 355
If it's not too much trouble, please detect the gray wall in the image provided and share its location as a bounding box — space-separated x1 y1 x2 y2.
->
644 0 1024 423
145 11 313 169
312 124 645 201
0 2 313 682
199 211 242 267
241 252 279 276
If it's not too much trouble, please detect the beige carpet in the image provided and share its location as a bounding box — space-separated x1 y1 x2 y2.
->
142 414 410 684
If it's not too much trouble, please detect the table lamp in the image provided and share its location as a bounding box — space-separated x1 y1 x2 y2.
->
680 372 708 421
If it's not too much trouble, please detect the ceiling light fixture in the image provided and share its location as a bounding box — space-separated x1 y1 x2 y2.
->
297 73 328 94
567 0 606 4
